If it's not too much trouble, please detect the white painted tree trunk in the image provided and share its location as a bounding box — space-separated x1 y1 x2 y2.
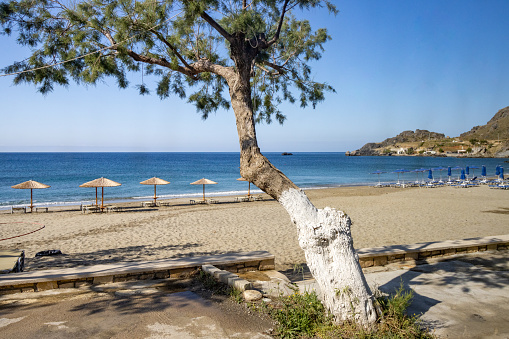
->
280 188 378 326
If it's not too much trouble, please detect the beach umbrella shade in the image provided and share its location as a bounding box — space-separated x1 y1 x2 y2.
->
427 169 434 181
481 165 487 177
447 166 452 180
190 178 217 201
237 177 253 196
451 166 463 180
140 177 170 204
412 168 424 184
392 169 409 184
469 165 479 178
460 169 466 181
79 177 121 210
370 170 386 185
495 165 500 176
433 166 446 181
11 180 50 212
466 166 470 178
500 167 504 181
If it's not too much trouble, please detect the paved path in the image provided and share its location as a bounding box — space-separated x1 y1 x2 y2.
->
1 251 507 338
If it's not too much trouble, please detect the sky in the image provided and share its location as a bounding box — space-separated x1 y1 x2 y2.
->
1 0 508 152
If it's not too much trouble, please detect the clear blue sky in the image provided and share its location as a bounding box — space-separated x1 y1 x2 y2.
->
1 0 508 152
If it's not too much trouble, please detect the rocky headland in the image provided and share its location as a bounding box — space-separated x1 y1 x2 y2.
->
348 106 509 158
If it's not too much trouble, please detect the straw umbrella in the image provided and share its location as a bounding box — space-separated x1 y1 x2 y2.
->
140 177 170 204
190 178 217 201
237 177 252 196
79 177 121 211
11 180 50 212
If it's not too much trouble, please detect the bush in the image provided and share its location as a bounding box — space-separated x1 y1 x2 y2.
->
265 282 435 338
270 291 331 338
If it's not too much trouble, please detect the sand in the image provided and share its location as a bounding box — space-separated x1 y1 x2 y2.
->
0 185 507 271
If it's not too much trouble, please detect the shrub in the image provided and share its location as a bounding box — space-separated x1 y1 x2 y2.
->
270 291 331 338
265 282 435 338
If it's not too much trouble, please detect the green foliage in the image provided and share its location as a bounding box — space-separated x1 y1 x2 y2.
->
262 283 435 339
270 291 332 338
407 147 414 155
1 0 336 123
438 148 444 153
466 147 472 153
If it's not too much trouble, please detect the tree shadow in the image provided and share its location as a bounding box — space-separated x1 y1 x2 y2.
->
377 253 509 329
24 243 204 271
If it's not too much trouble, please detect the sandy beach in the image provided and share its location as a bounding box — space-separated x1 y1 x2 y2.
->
1 185 507 271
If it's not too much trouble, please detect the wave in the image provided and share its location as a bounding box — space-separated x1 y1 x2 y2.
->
0 188 265 210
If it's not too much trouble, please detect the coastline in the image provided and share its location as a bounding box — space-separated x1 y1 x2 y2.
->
1 185 507 272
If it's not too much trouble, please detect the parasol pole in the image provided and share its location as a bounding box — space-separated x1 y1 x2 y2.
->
30 188 33 212
101 187 104 210
95 187 98 206
248 182 251 196
154 185 157 204
203 184 205 201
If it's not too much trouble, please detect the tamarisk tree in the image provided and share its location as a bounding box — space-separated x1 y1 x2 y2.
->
1 0 378 325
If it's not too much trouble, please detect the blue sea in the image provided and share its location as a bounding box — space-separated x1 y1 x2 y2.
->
0 152 507 209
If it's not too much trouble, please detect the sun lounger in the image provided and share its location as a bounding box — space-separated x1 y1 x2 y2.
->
141 201 160 207
10 206 26 214
82 205 100 213
35 207 49 213
0 250 25 274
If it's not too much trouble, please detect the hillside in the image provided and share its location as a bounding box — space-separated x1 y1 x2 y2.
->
348 106 509 158
460 106 509 141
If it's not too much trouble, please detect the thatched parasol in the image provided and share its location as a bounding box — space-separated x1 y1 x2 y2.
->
11 180 50 212
140 177 170 204
190 178 217 201
79 177 121 210
236 177 252 196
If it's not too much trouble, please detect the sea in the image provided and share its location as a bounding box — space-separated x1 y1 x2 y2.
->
0 152 507 209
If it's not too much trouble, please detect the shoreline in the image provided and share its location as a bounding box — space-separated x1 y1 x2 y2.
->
2 183 371 211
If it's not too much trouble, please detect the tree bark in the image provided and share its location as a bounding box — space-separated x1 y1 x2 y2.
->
225 38 378 326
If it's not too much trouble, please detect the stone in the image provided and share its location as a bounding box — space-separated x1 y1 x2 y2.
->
154 271 170 279
58 282 75 289
36 281 58 291
258 259 275 271
243 289 263 302
405 252 419 261
228 277 251 291
359 258 374 268
93 275 114 284
444 248 456 256
373 256 388 266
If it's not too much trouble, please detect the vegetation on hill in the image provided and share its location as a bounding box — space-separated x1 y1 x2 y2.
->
349 106 509 158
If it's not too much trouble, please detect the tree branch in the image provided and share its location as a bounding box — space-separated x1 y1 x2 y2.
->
200 11 232 43
149 28 194 70
260 60 286 75
264 0 290 48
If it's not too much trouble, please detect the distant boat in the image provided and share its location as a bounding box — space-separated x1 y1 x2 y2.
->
281 152 293 156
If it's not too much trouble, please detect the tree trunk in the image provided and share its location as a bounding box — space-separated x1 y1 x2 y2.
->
226 38 378 326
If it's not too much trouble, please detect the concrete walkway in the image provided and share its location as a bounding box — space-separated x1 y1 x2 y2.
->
0 238 508 338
